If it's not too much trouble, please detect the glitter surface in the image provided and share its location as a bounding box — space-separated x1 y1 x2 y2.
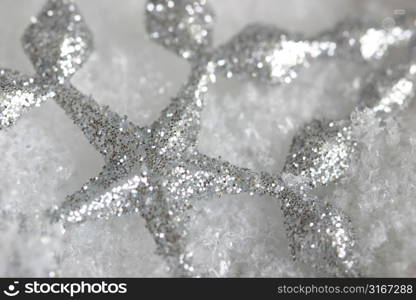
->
146 0 215 59
1 0 416 277
279 186 359 277
369 64 416 115
284 120 358 187
50 0 363 276
51 63 286 276
22 0 93 82
0 0 92 129
214 24 337 84
212 14 416 85
0 69 54 129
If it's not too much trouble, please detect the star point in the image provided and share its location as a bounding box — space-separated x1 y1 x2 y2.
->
22 0 94 82
2 0 416 277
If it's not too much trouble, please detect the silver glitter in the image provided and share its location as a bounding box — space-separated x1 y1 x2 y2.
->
280 59 416 272
214 24 337 84
49 0 363 276
279 187 359 277
322 15 416 62
50 63 283 276
212 15 416 84
51 75 361 276
0 69 55 129
0 0 92 129
284 120 358 187
362 63 416 116
22 0 93 82
285 60 416 187
3 0 416 277
145 0 215 60
140 0 416 275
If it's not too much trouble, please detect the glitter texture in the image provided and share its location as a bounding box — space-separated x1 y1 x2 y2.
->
52 0 362 276
2 0 416 278
0 69 54 129
284 120 357 187
212 14 416 85
0 0 92 129
22 0 93 82
51 63 285 276
284 60 416 187
146 0 215 59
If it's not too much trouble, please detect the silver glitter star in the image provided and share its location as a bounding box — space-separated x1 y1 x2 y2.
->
145 1 416 85
2 0 416 277
51 0 365 277
0 0 92 129
51 72 361 276
280 59 416 273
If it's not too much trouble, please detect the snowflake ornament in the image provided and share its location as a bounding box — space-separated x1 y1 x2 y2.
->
1 0 416 277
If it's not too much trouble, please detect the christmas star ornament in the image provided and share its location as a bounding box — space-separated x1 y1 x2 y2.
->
48 0 364 276
51 68 361 276
1 0 416 277
0 69 54 128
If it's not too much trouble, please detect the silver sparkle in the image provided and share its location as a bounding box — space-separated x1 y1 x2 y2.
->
2 0 416 278
363 63 416 116
0 0 92 129
0 69 55 129
279 186 359 277
285 60 416 188
52 0 365 277
51 71 361 275
211 15 416 84
284 120 358 187
145 0 215 60
214 24 337 84
280 58 416 273
22 0 93 82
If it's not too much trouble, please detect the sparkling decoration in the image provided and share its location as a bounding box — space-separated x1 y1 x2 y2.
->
0 0 92 129
22 0 93 82
145 0 215 60
1 0 416 277
284 120 358 187
284 62 416 187
212 16 416 84
0 69 55 129
363 64 416 116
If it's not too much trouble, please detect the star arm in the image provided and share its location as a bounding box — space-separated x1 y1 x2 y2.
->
138 190 194 276
0 69 54 129
54 85 144 161
181 151 285 198
50 165 149 224
185 152 360 276
51 164 194 276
